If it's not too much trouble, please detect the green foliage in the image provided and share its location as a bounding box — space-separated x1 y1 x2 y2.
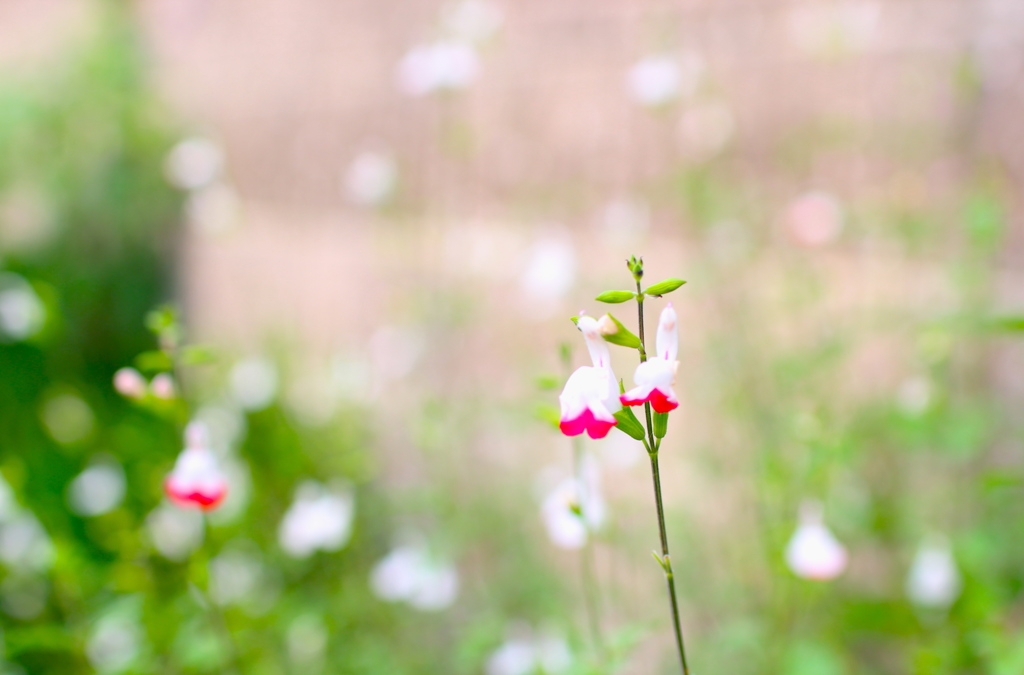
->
644 278 687 297
594 290 635 303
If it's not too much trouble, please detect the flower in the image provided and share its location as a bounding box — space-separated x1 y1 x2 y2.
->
164 422 228 511
398 41 479 96
558 316 620 439
540 457 606 550
906 536 961 609
278 480 355 559
485 626 573 675
620 304 679 413
113 367 147 400
370 541 459 611
150 372 177 400
785 500 848 580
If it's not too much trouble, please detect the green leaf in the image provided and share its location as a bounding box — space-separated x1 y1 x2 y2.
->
134 350 173 373
594 290 635 304
179 344 217 366
535 374 560 391
644 278 687 296
600 314 641 349
613 407 646 440
534 403 561 429
991 315 1024 332
653 411 669 438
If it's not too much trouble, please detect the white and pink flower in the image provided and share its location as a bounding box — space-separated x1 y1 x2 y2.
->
164 422 228 511
620 304 679 413
558 316 620 439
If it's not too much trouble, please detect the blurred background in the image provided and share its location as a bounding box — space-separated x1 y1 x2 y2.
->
1 0 1024 673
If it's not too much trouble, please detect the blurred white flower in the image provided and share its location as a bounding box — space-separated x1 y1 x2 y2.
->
540 459 606 550
229 357 278 411
628 53 703 107
112 368 147 400
398 41 480 96
0 273 45 342
897 377 932 416
677 101 735 160
344 151 397 207
86 609 142 673
67 456 126 517
150 372 177 400
442 0 503 44
785 500 848 580
784 191 843 247
906 537 962 609
164 137 224 191
519 233 576 316
278 481 355 559
486 638 535 675
146 502 204 561
185 182 240 236
287 614 329 665
370 542 459 611
210 546 263 606
164 422 229 511
486 627 573 675
41 393 94 445
0 512 54 572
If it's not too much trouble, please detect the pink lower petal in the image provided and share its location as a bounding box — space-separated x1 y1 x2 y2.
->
165 479 228 511
560 408 617 439
649 388 678 413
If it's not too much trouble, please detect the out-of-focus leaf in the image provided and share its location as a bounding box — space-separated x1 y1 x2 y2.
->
644 278 687 296
134 350 173 373
535 374 560 390
535 402 561 429
989 315 1024 332
178 344 217 366
595 290 635 303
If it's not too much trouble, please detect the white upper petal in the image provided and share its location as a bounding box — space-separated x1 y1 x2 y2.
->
632 358 676 390
559 366 620 420
656 305 678 362
576 316 610 369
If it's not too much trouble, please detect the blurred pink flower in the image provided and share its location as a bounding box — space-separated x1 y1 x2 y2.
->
558 316 620 439
164 422 228 511
621 304 679 413
785 191 843 247
150 372 177 400
113 367 147 400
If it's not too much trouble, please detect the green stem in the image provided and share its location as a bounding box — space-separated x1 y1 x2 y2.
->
195 516 243 674
635 281 691 675
573 438 606 659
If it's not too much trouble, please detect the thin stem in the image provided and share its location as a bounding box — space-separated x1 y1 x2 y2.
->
573 438 606 659
195 517 243 674
635 281 691 675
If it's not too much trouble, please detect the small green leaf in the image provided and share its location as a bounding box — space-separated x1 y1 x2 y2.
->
595 290 635 304
135 350 174 373
644 278 687 296
600 314 641 349
613 407 646 440
535 374 560 390
535 403 561 429
653 411 669 438
179 345 217 366
991 315 1024 332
